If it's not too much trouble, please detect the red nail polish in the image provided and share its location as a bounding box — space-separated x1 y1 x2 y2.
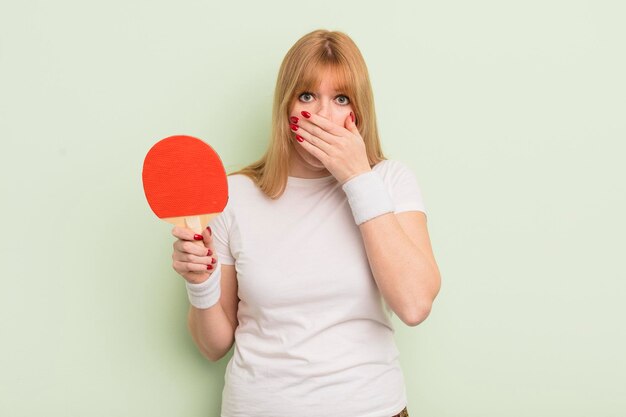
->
350 112 355 123
290 123 298 131
207 264 213 270
212 257 217 264
193 234 203 241
207 249 213 256
289 116 299 124
301 111 311 118
206 226 212 235
296 135 304 142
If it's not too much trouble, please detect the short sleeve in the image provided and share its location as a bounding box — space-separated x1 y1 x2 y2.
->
375 160 428 219
207 201 235 265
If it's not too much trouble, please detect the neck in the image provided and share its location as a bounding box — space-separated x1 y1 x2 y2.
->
288 152 331 179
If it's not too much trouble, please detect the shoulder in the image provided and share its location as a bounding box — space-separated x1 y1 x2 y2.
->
212 174 254 229
372 159 427 215
226 173 255 188
222 173 269 213
225 173 261 198
372 159 417 182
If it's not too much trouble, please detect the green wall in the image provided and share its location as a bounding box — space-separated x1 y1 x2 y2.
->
1 0 625 415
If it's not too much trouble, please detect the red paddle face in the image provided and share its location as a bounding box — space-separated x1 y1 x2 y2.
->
142 135 228 230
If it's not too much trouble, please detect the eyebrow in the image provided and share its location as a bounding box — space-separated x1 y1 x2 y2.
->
301 88 348 95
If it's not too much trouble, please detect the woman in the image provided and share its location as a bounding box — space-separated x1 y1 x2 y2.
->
172 29 441 417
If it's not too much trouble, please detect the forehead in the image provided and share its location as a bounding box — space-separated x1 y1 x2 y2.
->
298 63 350 93
317 70 346 91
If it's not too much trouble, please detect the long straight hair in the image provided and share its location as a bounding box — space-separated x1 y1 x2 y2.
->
231 29 386 199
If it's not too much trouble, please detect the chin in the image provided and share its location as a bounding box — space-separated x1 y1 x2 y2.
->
296 148 322 168
308 158 325 169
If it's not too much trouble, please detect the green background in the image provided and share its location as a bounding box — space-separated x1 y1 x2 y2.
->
1 0 625 415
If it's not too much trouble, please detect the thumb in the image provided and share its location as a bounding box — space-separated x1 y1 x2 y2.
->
345 111 359 134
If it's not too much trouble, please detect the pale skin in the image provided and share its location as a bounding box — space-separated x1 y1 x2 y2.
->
172 70 441 361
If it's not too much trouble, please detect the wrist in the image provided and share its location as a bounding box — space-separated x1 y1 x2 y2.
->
342 170 395 225
341 167 371 186
185 260 222 309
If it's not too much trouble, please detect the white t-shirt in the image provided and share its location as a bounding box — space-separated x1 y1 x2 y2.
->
208 159 427 417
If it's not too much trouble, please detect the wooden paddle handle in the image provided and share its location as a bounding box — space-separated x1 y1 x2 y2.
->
162 214 220 245
185 216 205 247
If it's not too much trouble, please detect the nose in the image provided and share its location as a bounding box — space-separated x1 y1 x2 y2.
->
316 100 331 120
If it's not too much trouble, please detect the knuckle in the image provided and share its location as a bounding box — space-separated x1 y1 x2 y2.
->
182 241 193 253
311 125 323 137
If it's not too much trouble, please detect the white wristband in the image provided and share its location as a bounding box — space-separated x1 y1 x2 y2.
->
342 170 395 225
185 260 222 309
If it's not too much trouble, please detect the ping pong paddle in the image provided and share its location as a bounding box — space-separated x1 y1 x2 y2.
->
142 135 228 238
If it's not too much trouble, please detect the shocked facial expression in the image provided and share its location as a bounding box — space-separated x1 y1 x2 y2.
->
288 69 355 176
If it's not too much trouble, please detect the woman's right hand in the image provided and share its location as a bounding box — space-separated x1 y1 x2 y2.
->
171 226 218 284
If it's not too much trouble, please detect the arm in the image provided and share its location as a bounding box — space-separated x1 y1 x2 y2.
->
360 210 441 326
289 112 440 324
172 226 239 362
188 264 239 362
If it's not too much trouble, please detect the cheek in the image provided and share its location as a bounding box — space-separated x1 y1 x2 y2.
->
330 106 353 124
290 104 313 121
289 100 304 116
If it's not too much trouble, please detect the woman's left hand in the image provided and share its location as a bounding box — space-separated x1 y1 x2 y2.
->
292 111 372 184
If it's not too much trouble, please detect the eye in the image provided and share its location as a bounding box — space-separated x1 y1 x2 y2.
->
298 92 314 103
335 95 350 105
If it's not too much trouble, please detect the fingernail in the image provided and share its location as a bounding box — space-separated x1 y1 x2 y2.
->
206 226 212 235
290 123 298 131
350 112 355 123
193 234 203 241
207 264 213 270
212 257 217 264
289 116 299 124
296 135 304 142
301 111 311 118
207 249 213 256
